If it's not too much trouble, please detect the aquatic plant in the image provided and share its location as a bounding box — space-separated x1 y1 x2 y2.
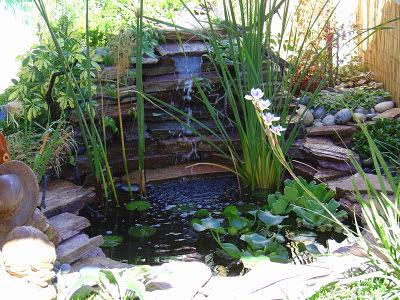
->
57 266 148 300
265 176 347 232
191 205 289 264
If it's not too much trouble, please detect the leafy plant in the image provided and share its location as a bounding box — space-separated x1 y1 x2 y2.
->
57 266 149 300
7 27 101 122
264 176 346 232
347 111 400 297
305 87 390 112
352 118 400 166
191 205 289 264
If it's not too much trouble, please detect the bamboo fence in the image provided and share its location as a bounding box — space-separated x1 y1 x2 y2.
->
356 0 400 104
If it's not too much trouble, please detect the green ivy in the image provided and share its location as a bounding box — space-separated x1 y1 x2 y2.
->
307 87 391 111
352 118 400 163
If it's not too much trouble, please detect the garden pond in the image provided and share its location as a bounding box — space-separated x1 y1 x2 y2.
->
81 175 351 273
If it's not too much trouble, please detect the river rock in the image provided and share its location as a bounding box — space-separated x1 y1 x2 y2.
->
322 114 335 126
329 109 338 115
375 101 394 113
370 108 375 114
314 120 324 127
297 105 314 126
376 96 386 103
352 112 367 123
313 107 327 119
354 108 369 115
334 109 352 125
299 96 311 105
366 113 376 120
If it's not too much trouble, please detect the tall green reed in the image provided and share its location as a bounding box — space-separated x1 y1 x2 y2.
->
146 0 339 191
33 0 118 205
136 0 146 197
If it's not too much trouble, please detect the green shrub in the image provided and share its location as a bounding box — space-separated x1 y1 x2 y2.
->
352 118 400 164
307 87 391 111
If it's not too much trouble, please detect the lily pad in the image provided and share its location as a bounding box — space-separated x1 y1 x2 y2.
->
195 209 209 218
241 251 270 268
258 210 288 228
126 201 151 211
128 225 157 238
102 236 123 247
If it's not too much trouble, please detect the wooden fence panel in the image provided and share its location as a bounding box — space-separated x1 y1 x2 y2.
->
356 0 400 104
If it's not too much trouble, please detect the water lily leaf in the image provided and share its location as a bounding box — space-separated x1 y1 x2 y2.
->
126 201 151 211
231 217 249 230
190 218 202 226
305 243 321 255
258 210 288 227
195 209 209 218
240 251 270 269
128 225 157 238
221 242 242 259
222 205 239 219
240 233 271 250
192 217 223 232
273 233 285 243
102 236 123 247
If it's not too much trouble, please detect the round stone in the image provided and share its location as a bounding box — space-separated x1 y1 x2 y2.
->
314 121 324 127
299 96 310 106
59 263 71 274
322 114 336 126
354 108 369 115
376 96 386 103
329 109 338 115
361 157 373 167
370 108 376 114
297 104 314 126
334 109 352 125
353 112 367 123
312 106 327 119
366 113 376 120
326 87 340 93
375 101 394 113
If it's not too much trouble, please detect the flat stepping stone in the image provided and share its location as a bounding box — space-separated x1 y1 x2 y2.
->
48 212 91 243
156 42 209 56
40 179 96 218
71 256 132 273
145 261 212 300
373 107 400 119
56 233 104 265
307 125 358 137
123 162 230 185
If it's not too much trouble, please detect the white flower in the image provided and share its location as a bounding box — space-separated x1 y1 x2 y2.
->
270 125 287 136
244 88 264 101
255 99 271 111
262 112 280 126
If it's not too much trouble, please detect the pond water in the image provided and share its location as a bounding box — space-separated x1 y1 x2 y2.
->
81 175 349 266
82 176 240 265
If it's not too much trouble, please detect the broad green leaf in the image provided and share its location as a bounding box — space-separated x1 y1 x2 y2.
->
241 233 271 250
222 205 239 218
258 210 288 227
102 236 123 247
126 201 151 211
192 217 223 232
221 242 242 259
230 217 249 230
284 186 299 202
194 209 209 218
128 225 157 238
271 198 288 215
